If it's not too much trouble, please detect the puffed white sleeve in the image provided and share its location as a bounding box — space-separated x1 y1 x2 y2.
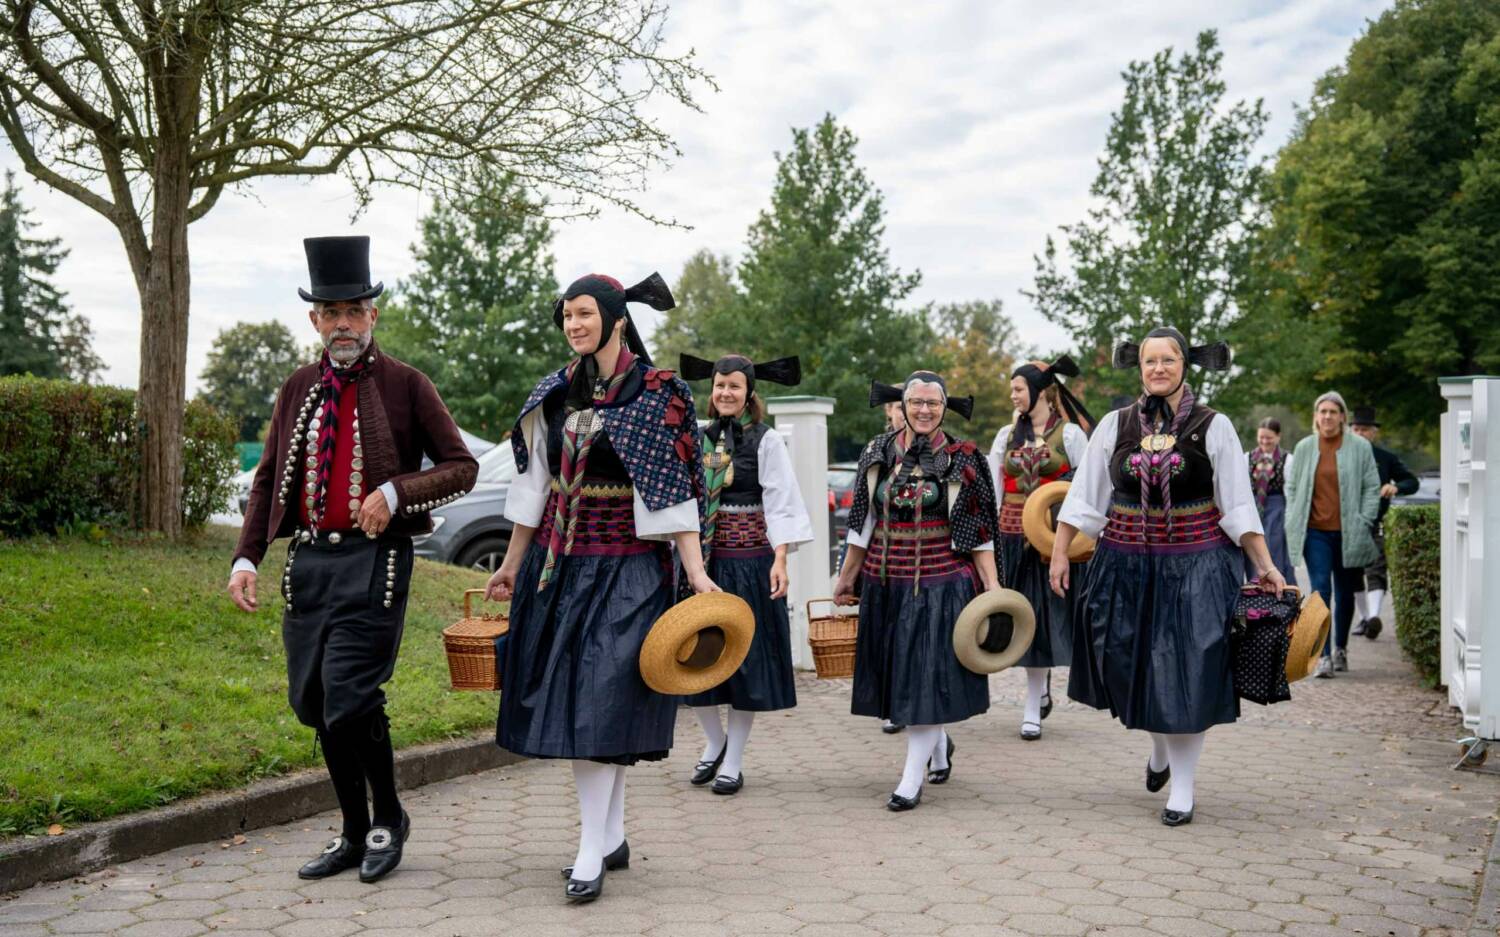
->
503 408 551 528
988 426 1010 495
1062 423 1089 469
759 429 814 550
990 425 1011 456
1056 409 1118 540
632 493 700 540
1208 414 1263 545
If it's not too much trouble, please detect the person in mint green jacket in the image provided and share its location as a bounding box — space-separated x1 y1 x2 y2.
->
1284 391 1381 678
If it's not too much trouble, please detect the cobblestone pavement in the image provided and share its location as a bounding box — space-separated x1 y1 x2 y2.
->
3 620 1495 936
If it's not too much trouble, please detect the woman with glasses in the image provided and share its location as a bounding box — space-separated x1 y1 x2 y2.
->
1050 328 1285 827
833 371 999 811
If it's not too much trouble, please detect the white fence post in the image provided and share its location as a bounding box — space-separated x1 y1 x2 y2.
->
766 395 835 671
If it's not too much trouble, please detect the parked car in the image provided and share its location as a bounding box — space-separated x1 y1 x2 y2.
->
1391 471 1440 507
827 461 859 570
414 442 516 571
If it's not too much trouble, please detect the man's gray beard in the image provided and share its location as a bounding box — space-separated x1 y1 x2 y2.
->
325 329 372 366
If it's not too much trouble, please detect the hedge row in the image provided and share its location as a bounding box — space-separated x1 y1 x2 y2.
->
0 377 238 536
1385 503 1441 687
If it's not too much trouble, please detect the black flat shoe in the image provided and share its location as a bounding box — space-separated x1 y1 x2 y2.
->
1146 760 1170 793
1161 807 1194 827
887 789 922 811
690 745 727 785
358 810 410 883
565 868 605 903
1365 616 1383 640
1020 721 1041 741
561 839 629 878
927 737 956 784
882 721 906 734
711 773 744 795
297 836 365 880
1040 673 1053 720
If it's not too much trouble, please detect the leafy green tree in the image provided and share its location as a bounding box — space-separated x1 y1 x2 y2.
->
378 171 566 439
1027 30 1268 404
199 321 305 441
1256 0 1500 448
730 115 933 456
0 171 100 383
930 300 1023 445
651 250 741 364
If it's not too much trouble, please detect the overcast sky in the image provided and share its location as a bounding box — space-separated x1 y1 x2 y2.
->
3 0 1388 393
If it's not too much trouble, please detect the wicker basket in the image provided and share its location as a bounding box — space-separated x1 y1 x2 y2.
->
807 599 858 679
442 589 509 691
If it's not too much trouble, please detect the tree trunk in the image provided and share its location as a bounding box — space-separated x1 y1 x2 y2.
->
133 137 193 536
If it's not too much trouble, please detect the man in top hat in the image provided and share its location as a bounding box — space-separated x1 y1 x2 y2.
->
1348 406 1418 639
226 236 477 883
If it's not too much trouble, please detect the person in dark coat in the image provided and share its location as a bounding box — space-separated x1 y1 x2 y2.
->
228 236 478 884
485 272 715 904
833 371 1000 812
1348 406 1419 639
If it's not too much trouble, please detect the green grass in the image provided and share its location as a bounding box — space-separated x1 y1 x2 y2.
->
0 525 497 837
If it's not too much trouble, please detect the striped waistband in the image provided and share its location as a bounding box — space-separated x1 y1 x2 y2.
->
714 507 770 555
1100 499 1231 554
549 479 633 498
537 486 652 556
861 519 970 584
999 499 1026 536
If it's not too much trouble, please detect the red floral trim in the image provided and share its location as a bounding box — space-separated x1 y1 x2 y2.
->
674 430 697 463
663 394 689 427
945 440 979 456
644 368 676 390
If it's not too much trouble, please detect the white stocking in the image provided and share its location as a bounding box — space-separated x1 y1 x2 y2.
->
896 725 941 799
605 765 626 851
1164 732 1206 814
1023 668 1048 725
1365 588 1386 621
569 760 615 880
721 709 754 780
693 705 726 763
1148 732 1169 773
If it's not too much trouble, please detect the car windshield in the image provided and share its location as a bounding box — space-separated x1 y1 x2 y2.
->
477 442 516 485
827 469 857 489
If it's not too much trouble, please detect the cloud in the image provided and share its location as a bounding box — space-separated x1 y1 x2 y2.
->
0 0 1384 396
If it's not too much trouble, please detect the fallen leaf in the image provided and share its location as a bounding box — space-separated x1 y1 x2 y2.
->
46 824 63 836
232 834 246 845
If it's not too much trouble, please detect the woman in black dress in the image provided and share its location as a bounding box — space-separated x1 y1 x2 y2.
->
678 353 813 796
1051 328 1286 826
833 371 1000 811
486 273 716 902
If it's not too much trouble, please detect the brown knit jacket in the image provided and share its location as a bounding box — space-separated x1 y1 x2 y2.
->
233 342 478 567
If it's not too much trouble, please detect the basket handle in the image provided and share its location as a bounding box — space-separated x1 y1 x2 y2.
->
806 597 846 620
463 588 487 619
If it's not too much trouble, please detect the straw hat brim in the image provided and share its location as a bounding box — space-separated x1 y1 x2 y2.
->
639 592 755 695
952 588 1036 675
1022 481 1095 562
1286 590 1331 684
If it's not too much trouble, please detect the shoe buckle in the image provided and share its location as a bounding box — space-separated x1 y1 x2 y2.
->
366 828 393 850
322 837 343 855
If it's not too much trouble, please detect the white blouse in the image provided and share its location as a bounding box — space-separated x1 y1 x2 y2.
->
757 429 815 550
503 405 699 540
1056 409 1263 546
987 422 1089 495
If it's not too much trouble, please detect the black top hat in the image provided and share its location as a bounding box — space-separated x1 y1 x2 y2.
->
298 236 385 303
1350 406 1379 427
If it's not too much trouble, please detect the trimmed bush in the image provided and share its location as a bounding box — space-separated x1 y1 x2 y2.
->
1386 504 1441 687
0 377 237 536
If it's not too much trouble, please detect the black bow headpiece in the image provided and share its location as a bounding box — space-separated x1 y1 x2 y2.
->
679 353 802 397
1112 327 1232 373
868 371 974 421
1011 354 1095 440
552 272 675 367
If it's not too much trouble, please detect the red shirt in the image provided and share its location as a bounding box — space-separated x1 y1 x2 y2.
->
299 389 365 530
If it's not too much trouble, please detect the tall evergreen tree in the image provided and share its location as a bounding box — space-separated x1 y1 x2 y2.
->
378 171 566 439
0 171 101 382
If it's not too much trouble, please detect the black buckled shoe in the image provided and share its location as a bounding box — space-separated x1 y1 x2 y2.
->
1040 673 1053 720
690 745 727 786
1020 721 1041 741
565 868 605 903
1161 807 1194 827
711 773 744 795
886 789 922 812
882 721 906 734
561 839 629 878
298 836 365 880
1146 760 1171 793
1365 616 1383 640
927 737 956 784
358 810 410 883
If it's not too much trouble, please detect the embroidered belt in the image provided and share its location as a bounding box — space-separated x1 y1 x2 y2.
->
999 494 1027 537
713 504 771 555
536 481 652 556
1099 499 1232 554
861 519 970 585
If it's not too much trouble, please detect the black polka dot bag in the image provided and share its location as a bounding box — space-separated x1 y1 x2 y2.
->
1229 584 1300 705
